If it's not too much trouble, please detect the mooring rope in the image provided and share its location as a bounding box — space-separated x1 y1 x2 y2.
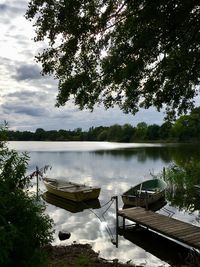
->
101 198 115 240
161 207 175 217
100 198 115 208
81 198 115 241
102 198 115 217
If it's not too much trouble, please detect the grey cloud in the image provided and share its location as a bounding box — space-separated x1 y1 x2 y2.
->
4 90 50 104
6 90 41 100
0 3 26 16
15 106 45 117
2 103 47 117
5 31 30 46
1 57 16 70
1 57 56 90
14 64 42 81
49 112 73 120
0 4 7 12
2 89 50 118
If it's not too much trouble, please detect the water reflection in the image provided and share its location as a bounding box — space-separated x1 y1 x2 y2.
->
118 226 193 266
9 141 200 266
94 146 172 163
162 163 200 213
166 186 200 212
8 141 163 152
43 192 101 213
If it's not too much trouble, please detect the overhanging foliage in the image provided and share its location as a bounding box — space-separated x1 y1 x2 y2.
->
26 0 200 118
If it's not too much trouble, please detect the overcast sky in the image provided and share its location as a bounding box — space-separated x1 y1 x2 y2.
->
0 0 167 132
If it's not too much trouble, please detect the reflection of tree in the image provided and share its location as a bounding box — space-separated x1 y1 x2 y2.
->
162 163 200 212
166 186 200 225
166 187 200 212
93 145 200 163
170 144 200 167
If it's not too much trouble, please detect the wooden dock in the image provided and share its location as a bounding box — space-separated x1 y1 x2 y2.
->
118 207 200 250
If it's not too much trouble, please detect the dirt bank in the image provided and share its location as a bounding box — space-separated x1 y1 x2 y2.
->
45 243 139 267
45 243 200 267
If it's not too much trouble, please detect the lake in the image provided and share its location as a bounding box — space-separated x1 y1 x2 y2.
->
9 141 200 267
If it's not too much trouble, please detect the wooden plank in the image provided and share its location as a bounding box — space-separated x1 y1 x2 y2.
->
120 210 192 231
182 234 200 242
173 227 199 236
193 242 200 248
128 218 169 230
146 222 197 237
128 214 159 222
131 216 178 227
118 208 148 215
152 222 197 232
148 224 190 233
167 227 198 236
118 207 200 250
141 216 181 225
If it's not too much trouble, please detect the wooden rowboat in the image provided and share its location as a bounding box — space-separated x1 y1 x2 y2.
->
43 177 101 202
121 178 167 207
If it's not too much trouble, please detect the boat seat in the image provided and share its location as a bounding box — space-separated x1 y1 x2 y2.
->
137 190 156 194
58 185 76 189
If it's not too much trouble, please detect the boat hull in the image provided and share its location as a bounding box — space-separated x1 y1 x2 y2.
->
43 178 101 202
122 190 166 207
121 178 167 208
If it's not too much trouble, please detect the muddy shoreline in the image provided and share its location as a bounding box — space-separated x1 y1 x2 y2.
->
45 243 200 267
45 243 139 267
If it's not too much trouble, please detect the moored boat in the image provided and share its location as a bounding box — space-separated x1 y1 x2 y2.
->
121 178 167 207
43 177 101 202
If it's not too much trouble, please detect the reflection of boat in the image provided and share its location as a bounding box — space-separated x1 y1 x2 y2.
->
121 178 167 207
43 178 101 202
43 192 101 213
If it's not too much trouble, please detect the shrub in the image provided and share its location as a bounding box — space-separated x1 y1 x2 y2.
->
0 126 54 267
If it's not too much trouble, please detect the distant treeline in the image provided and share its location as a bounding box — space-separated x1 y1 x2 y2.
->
8 108 200 142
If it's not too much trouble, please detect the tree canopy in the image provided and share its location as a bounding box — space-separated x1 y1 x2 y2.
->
26 0 200 118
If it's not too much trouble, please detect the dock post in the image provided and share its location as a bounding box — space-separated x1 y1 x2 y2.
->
36 174 39 200
163 167 166 180
145 191 149 210
123 217 125 230
112 196 119 248
116 196 119 248
36 166 39 200
114 196 119 231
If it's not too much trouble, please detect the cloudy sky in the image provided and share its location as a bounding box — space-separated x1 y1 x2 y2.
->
0 0 166 132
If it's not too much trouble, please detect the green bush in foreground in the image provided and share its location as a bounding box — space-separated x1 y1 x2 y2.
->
0 127 54 267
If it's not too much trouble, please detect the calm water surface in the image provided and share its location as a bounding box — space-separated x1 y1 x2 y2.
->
9 141 200 267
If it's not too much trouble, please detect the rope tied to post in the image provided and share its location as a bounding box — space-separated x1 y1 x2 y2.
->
81 197 116 243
